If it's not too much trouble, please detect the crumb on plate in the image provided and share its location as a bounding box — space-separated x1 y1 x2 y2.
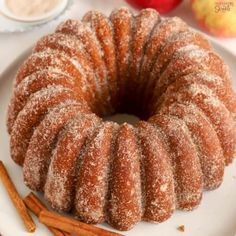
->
177 225 185 232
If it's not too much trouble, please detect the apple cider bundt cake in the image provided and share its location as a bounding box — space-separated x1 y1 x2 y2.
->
7 7 236 231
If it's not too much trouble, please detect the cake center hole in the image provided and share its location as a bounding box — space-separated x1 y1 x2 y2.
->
103 113 140 125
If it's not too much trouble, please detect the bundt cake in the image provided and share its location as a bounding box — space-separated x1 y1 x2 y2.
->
7 7 236 231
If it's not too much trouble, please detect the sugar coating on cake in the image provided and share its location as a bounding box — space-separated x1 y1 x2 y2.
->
7 7 236 231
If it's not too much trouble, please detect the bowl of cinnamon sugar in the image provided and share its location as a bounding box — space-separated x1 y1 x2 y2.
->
0 0 69 22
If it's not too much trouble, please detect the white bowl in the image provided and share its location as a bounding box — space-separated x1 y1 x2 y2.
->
0 0 68 23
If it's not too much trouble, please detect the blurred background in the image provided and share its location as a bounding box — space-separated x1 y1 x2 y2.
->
0 0 235 74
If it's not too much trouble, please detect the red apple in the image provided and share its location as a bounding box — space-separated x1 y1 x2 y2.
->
125 0 183 14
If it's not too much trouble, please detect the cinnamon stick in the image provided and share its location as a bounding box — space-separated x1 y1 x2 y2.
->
24 192 70 236
39 210 124 236
0 160 36 232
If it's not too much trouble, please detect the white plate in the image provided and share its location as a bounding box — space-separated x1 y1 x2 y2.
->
0 41 236 236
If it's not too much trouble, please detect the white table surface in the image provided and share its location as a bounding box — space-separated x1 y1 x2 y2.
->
0 0 236 75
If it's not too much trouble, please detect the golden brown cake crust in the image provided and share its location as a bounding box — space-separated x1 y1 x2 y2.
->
110 7 134 108
23 102 87 191
10 86 89 165
75 122 119 224
107 123 142 230
159 103 224 190
138 121 175 222
158 82 236 164
149 114 203 210
127 8 160 113
7 70 81 134
44 114 101 211
83 11 118 111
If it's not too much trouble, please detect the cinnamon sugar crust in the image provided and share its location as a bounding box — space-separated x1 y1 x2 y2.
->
7 7 236 231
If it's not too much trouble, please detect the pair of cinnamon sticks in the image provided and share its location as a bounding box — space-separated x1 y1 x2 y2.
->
25 193 122 236
0 160 123 236
24 192 70 236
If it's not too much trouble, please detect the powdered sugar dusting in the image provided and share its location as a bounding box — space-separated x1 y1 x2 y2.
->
10 84 87 165
75 122 119 223
131 8 159 76
107 123 142 230
137 121 175 222
44 114 101 211
160 103 225 190
23 101 84 190
149 114 203 210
